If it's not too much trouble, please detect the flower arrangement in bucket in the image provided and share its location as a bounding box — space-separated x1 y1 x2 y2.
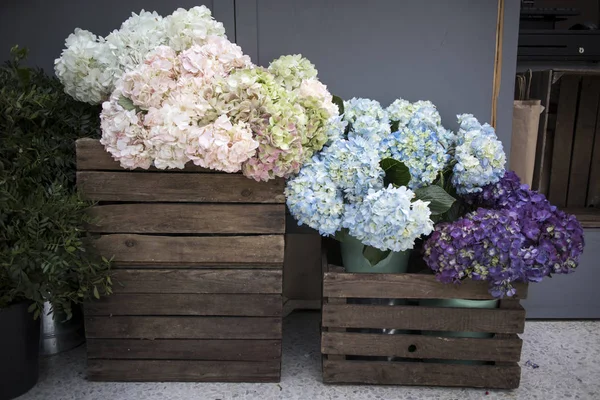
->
55 6 339 181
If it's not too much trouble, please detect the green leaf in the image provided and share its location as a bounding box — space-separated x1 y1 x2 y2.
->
27 303 37 313
66 246 76 253
93 286 100 299
332 95 344 115
363 246 391 267
380 158 411 187
118 95 136 111
414 185 456 215
390 121 400 132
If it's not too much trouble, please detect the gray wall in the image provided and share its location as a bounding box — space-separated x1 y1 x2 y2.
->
0 0 235 73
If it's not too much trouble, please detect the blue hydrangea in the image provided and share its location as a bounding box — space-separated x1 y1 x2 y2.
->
381 121 449 189
451 114 506 195
347 115 391 148
323 115 347 146
387 99 442 129
285 155 344 236
343 185 434 252
343 97 388 124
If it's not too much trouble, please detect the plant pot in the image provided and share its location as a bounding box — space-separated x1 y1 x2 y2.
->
340 235 411 274
0 302 40 400
420 298 498 365
40 302 85 356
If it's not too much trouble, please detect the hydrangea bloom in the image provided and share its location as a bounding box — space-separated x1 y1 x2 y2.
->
321 136 384 202
268 54 318 90
451 114 506 194
54 29 118 104
343 98 388 125
343 185 433 252
285 155 344 236
423 208 525 298
348 115 391 146
381 122 449 189
165 6 226 51
56 7 226 104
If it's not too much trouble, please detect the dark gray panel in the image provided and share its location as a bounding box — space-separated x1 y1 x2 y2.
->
252 0 499 131
0 1 237 73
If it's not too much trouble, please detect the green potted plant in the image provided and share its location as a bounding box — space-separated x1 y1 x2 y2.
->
0 47 112 400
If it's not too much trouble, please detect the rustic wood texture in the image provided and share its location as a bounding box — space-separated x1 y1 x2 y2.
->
322 304 525 334
85 316 282 340
85 294 282 316
549 75 581 207
322 359 521 389
321 332 522 362
91 234 284 265
567 77 600 207
323 271 528 300
77 171 286 203
76 138 213 173
87 204 285 234
109 269 282 294
88 359 281 382
87 339 281 361
587 103 600 208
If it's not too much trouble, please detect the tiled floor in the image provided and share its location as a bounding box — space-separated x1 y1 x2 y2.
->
17 312 600 400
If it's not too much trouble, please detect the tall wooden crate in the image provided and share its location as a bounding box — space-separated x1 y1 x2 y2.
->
76 138 285 382
321 259 527 389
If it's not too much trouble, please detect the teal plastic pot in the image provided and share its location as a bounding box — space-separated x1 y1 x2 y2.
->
420 298 498 364
340 235 410 274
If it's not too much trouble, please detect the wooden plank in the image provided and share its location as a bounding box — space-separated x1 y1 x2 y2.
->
567 77 600 206
587 100 600 207
109 269 282 294
322 304 525 334
322 359 521 389
91 234 284 265
564 207 600 228
85 316 282 339
85 294 282 316
88 359 280 382
321 332 522 362
549 75 581 207
87 339 281 361
323 272 528 300
76 138 213 172
87 204 285 234
531 70 553 194
77 171 286 203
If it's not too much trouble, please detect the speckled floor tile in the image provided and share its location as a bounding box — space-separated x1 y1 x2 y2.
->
16 312 600 400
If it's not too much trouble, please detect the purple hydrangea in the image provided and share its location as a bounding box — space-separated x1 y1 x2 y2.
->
423 208 525 298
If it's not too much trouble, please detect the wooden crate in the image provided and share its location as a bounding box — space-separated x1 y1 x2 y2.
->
529 70 600 227
76 138 285 382
321 260 528 389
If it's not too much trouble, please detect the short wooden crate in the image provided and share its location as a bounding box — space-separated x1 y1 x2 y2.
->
76 138 285 382
321 261 528 389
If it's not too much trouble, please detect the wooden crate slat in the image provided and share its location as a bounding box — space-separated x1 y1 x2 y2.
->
322 359 521 389
91 234 284 265
88 359 280 382
76 138 214 173
549 75 581 207
587 100 600 208
87 339 281 361
110 269 282 294
85 294 282 316
321 332 522 362
323 271 528 300
322 304 525 334
77 171 285 203
85 316 282 339
567 77 600 207
87 204 285 234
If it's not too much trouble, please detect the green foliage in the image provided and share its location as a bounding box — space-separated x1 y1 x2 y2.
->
413 185 456 216
362 246 391 266
0 46 111 320
380 158 411 188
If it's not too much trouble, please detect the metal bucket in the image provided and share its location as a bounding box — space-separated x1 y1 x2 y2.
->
39 302 85 356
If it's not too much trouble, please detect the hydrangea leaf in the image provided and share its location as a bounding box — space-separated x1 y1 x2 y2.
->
332 95 344 115
380 158 411 188
117 95 136 111
414 185 456 215
363 245 391 267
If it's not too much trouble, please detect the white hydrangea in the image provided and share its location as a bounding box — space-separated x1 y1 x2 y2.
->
343 97 388 125
268 54 318 91
342 185 434 252
180 36 251 81
54 29 118 104
165 6 226 51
